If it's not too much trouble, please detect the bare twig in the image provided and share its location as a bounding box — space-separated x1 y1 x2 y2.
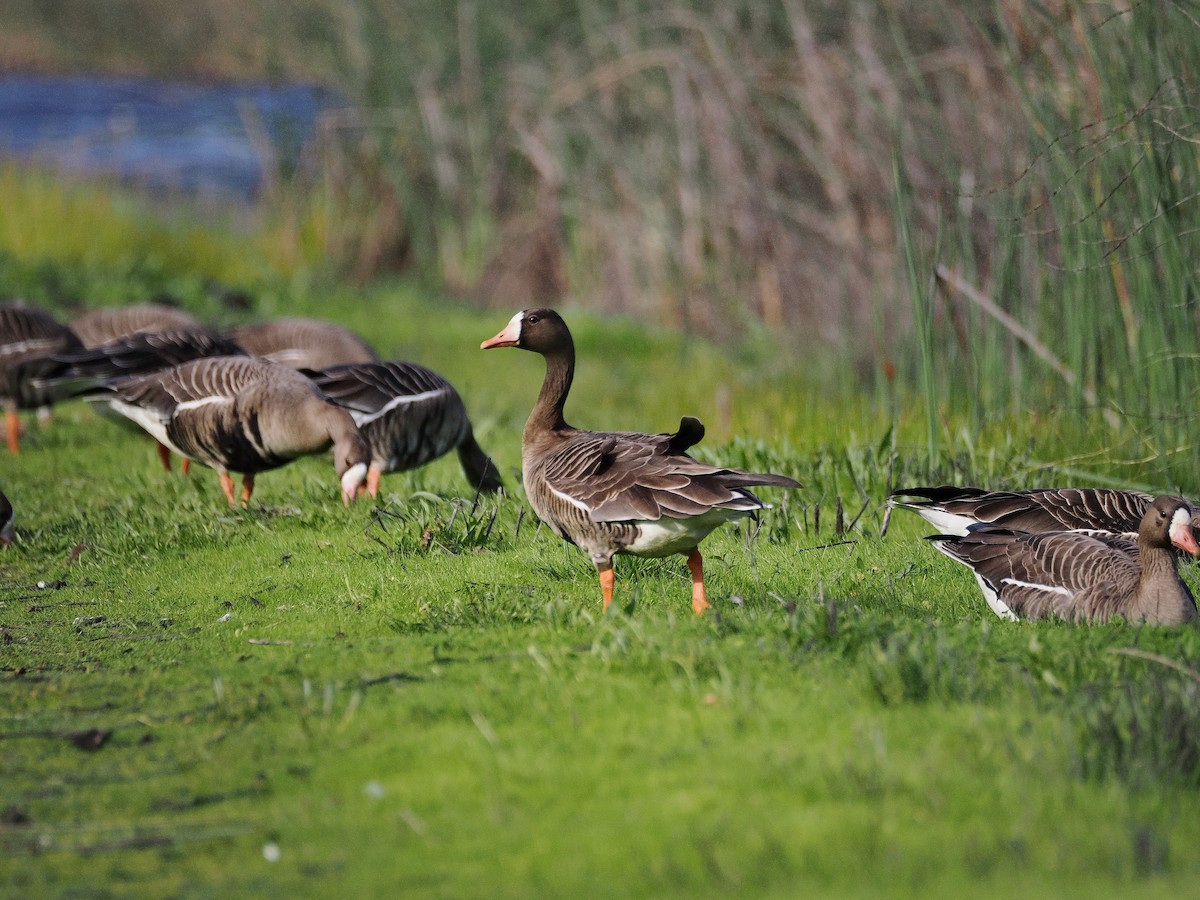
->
935 264 1121 428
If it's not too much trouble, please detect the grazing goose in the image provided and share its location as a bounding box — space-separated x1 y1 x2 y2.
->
89 356 368 506
929 495 1200 624
30 329 249 472
307 361 502 498
225 318 379 370
890 485 1200 541
481 308 801 615
0 490 13 546
71 303 205 348
1 303 84 453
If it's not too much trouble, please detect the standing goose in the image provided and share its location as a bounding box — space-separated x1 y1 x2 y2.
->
71 303 205 348
0 490 13 546
890 485 1200 542
307 361 502 498
225 318 379 370
89 356 368 506
929 495 1200 624
1 303 84 453
481 308 801 615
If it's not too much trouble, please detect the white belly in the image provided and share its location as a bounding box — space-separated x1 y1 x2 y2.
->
624 508 746 558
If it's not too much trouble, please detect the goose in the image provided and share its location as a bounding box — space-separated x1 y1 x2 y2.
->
0 490 13 546
71 303 205 348
1 303 84 453
928 495 1200 624
225 318 379 370
306 361 502 498
481 308 801 615
88 356 368 506
889 485 1199 541
30 328 248 472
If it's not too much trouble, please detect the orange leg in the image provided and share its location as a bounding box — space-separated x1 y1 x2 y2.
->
6 409 19 454
156 441 173 472
240 474 255 508
181 457 191 476
219 471 237 506
598 563 615 611
366 466 382 499
687 548 709 616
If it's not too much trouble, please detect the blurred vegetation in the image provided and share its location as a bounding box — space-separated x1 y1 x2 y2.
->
2 1 1199 461
0 0 1021 348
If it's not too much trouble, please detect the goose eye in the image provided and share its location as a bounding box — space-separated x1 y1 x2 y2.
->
527 314 540 324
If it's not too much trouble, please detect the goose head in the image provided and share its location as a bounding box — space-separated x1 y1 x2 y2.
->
1145 495 1200 556
480 309 571 354
331 420 370 505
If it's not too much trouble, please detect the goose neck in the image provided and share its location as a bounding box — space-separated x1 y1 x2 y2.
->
526 346 574 435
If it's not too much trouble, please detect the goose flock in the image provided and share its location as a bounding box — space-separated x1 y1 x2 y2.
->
1 300 501 506
3 299 1199 625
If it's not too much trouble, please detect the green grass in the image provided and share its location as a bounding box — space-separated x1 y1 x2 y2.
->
5 288 1200 897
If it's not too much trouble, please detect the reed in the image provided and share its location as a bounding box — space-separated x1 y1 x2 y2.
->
0 0 1024 358
905 1 1200 489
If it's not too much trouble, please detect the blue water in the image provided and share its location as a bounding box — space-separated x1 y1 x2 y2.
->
0 73 344 200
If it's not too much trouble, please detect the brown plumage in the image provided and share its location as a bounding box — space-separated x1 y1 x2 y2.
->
36 328 249 472
71 303 205 348
929 495 1200 624
307 361 502 498
889 485 1198 539
481 308 801 615
1 303 84 453
90 356 368 506
225 318 379 370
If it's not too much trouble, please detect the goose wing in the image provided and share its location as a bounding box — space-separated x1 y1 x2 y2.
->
308 361 453 417
930 527 1140 620
101 356 292 470
892 485 1156 537
543 426 798 523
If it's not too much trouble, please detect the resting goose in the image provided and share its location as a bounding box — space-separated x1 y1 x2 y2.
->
481 308 801 615
71 303 205 348
307 361 502 498
1 303 84 453
89 356 368 506
929 495 1200 624
0 490 13 546
225 318 379 370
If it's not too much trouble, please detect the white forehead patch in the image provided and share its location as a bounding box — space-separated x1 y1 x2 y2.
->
1172 507 1191 530
508 311 525 338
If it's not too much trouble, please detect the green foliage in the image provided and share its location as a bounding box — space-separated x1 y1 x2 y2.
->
3 2 1200 892
4 285 1200 894
910 2 1200 487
